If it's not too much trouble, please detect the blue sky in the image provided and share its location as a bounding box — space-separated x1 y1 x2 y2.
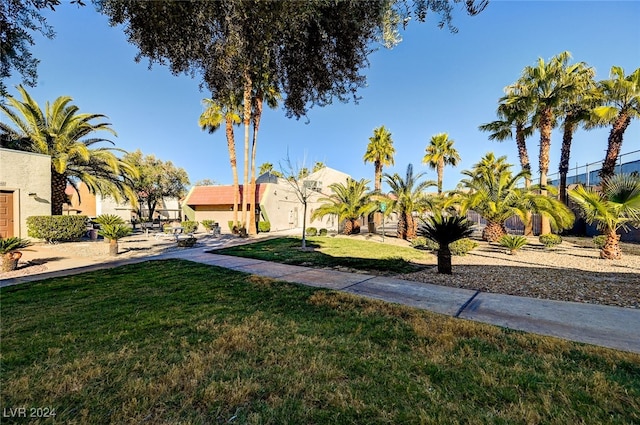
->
4 1 640 192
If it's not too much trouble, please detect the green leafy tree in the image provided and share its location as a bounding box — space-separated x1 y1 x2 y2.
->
0 85 136 215
194 179 217 186
569 173 640 260
591 67 640 181
312 178 377 235
509 51 593 234
418 214 473 274
422 133 460 195
123 150 190 220
383 164 436 240
459 153 574 242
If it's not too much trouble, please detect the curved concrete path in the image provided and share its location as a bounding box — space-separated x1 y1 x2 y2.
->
2 246 639 354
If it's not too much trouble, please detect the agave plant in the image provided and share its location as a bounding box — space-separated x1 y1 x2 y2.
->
418 214 474 274
0 237 32 272
98 224 132 256
499 235 528 255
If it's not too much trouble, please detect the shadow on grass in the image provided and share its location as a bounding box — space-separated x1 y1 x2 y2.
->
211 237 427 275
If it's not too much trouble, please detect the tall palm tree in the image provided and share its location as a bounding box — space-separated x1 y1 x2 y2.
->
422 133 460 195
383 164 436 240
199 96 242 227
364 126 396 194
569 173 640 260
511 51 593 234
480 87 535 235
0 85 136 215
591 67 640 181
311 178 377 235
459 153 574 242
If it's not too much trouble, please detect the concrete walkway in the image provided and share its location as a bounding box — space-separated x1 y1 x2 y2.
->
2 245 639 354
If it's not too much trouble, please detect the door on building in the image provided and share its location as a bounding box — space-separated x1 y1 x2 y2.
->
0 190 15 238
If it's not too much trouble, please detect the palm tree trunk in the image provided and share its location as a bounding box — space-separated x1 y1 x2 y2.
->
482 221 507 242
436 245 452 274
241 71 253 229
437 159 444 195
373 161 382 227
225 117 240 227
599 113 631 181
109 239 118 256
51 171 67 215
248 94 263 235
539 108 553 235
601 228 622 260
559 121 576 205
516 123 533 236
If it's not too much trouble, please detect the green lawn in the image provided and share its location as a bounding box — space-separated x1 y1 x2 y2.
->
1 260 639 424
215 236 430 275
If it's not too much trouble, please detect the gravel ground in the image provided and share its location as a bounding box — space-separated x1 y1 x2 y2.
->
398 240 640 309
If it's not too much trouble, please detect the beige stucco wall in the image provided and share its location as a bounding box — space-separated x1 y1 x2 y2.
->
0 148 52 238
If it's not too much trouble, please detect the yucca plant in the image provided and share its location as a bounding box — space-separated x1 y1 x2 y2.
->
0 237 32 272
418 214 474 274
499 235 528 255
98 224 132 256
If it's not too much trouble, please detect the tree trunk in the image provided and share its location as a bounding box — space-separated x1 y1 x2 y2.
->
600 229 622 260
516 124 534 236
301 200 307 249
559 121 576 206
437 159 444 195
109 239 118 256
248 94 263 235
482 221 507 242
241 71 252 229
437 245 452 274
1 251 22 272
538 108 552 235
599 113 630 182
373 160 382 227
51 171 68 215
225 117 240 227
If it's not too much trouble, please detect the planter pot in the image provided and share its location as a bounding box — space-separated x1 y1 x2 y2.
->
1 251 23 272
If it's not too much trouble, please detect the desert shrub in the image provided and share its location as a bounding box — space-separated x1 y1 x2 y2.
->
181 221 199 234
593 235 607 249
95 214 125 226
228 221 241 234
201 220 217 230
499 235 528 254
318 228 328 236
27 215 88 242
258 221 271 233
449 238 479 256
539 233 562 248
305 227 318 236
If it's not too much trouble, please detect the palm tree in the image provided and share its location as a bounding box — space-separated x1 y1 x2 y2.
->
418 214 473 274
459 153 574 242
199 96 242 227
364 125 395 228
311 178 377 235
383 164 436 240
569 173 640 260
511 52 593 234
312 161 326 173
591 67 640 181
0 85 136 215
422 133 460 195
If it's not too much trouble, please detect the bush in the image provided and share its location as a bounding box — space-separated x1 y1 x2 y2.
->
593 235 607 249
258 221 271 233
201 220 217 231
305 227 318 236
539 233 562 248
228 221 240 234
449 238 479 256
318 228 328 236
411 236 429 249
499 235 528 254
27 215 89 242
181 221 199 234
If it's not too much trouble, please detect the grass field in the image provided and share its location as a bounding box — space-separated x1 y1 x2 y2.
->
1 260 639 424
215 236 428 274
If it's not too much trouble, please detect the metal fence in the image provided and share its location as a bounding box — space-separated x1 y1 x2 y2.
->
546 150 640 188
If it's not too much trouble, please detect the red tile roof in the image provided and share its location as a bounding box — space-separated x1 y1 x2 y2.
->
186 184 268 206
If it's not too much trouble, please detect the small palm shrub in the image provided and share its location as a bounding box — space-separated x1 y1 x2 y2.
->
0 237 32 272
499 235 528 255
418 215 474 274
539 234 562 249
95 214 125 226
450 238 479 256
306 227 318 236
593 235 607 249
181 221 199 234
201 220 217 231
98 223 132 256
258 221 271 233
318 228 328 236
